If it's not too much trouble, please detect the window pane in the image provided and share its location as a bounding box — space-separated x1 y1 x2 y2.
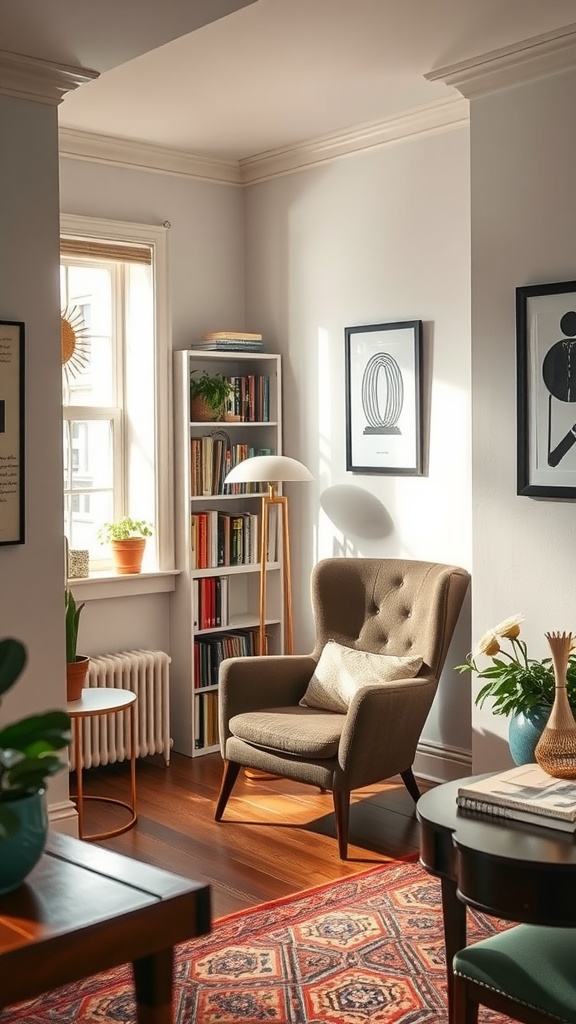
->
63 265 114 406
63 420 114 490
65 491 113 554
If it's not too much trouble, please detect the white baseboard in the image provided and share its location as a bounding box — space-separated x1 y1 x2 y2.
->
414 740 472 784
48 799 79 837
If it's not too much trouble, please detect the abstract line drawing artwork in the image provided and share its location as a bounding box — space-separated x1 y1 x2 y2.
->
517 281 576 498
361 352 403 435
345 321 423 475
0 320 25 544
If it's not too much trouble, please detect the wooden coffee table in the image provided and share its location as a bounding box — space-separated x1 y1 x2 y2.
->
0 831 211 1023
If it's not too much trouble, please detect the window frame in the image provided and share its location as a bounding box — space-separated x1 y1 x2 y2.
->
60 214 174 579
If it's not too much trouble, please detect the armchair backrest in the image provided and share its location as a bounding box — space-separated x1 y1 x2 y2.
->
310 558 470 680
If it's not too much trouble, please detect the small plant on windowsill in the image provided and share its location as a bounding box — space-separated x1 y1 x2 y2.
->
97 517 154 575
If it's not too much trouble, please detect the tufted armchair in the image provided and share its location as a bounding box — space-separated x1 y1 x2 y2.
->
215 557 470 858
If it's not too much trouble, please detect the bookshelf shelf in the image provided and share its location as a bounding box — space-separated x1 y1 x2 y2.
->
171 348 283 757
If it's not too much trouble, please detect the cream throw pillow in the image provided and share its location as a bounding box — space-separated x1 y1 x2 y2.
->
299 641 423 713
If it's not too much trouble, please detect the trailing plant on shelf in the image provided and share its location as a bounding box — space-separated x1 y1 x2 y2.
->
456 614 576 716
190 370 235 420
0 636 71 838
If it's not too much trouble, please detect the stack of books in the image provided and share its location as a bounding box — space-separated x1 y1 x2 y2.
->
192 332 264 352
457 763 576 832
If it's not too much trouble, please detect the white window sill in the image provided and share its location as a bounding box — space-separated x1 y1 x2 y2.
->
66 570 180 602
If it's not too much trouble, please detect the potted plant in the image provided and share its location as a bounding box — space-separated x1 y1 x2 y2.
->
97 517 153 574
0 636 71 893
457 614 576 764
190 370 235 422
65 588 88 701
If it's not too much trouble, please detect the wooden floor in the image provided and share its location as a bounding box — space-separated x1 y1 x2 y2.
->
76 752 434 919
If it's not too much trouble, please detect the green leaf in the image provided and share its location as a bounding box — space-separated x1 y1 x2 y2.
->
0 638 27 698
0 711 71 752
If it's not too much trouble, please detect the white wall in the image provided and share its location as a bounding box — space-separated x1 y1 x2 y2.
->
470 69 576 771
0 96 71 819
244 127 474 778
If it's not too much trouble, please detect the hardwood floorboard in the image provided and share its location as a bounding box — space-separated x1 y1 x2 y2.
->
74 751 434 918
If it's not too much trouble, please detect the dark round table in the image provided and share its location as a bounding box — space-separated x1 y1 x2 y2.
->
417 775 576 1024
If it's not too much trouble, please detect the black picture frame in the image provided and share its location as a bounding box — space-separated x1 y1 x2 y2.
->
516 281 576 498
345 320 423 475
0 320 25 544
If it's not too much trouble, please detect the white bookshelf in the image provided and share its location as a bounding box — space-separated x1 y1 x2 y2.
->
170 349 283 757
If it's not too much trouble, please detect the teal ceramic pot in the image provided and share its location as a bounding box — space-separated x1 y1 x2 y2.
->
508 707 551 766
0 790 48 895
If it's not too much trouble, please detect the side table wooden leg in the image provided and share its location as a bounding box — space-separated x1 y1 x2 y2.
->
133 949 173 1024
74 716 85 839
441 875 467 1024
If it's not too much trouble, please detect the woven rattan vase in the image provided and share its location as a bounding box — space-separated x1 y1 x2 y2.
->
535 632 576 779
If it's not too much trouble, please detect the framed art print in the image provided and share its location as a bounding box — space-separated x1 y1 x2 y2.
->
0 319 25 544
516 281 576 498
345 320 423 475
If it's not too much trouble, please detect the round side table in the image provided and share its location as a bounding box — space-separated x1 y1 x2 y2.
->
67 687 137 841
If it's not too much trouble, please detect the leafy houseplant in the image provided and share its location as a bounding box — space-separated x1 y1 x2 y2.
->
190 371 235 421
457 614 576 716
65 589 88 701
97 517 154 575
0 636 71 842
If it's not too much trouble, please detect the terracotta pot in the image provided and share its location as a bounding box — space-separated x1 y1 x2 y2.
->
111 537 146 574
66 656 89 702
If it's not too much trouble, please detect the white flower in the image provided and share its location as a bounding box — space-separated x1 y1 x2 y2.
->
492 614 524 641
474 629 501 658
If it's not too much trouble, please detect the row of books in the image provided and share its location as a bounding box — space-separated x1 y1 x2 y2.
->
457 762 576 832
191 511 277 569
194 690 219 749
192 576 230 630
194 629 259 689
190 438 275 497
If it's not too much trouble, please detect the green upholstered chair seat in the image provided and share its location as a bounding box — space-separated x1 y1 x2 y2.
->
229 707 345 758
454 925 576 1023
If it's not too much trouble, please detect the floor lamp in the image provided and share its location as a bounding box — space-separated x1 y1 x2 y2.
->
223 454 313 656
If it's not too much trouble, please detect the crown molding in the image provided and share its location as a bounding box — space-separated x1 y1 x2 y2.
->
425 22 576 99
239 97 468 184
59 96 468 187
58 127 242 185
0 49 97 106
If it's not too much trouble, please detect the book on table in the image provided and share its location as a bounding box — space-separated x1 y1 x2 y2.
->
457 763 576 832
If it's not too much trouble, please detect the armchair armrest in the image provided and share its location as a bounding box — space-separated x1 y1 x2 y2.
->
219 655 316 741
338 674 438 789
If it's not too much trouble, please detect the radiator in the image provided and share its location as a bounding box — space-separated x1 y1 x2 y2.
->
70 649 172 770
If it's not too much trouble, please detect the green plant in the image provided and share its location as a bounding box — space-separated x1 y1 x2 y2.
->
456 614 576 717
97 517 154 543
190 371 235 415
65 588 85 664
0 637 71 837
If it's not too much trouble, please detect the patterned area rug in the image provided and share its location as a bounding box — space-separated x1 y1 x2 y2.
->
4 860 510 1024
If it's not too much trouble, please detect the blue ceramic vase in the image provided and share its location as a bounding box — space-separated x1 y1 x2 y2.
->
0 790 48 895
508 706 551 766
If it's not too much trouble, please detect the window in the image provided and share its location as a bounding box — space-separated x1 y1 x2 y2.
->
60 216 172 575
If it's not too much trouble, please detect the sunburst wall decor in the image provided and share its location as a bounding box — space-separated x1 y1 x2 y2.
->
61 304 90 387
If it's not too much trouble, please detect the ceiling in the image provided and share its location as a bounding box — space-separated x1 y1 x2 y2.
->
5 0 576 163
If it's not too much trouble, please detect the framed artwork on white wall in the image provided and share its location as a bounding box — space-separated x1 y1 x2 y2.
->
344 320 423 475
517 280 576 498
0 319 24 545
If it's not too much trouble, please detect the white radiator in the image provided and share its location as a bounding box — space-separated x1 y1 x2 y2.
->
71 649 172 770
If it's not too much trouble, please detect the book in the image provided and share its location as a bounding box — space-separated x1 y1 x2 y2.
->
456 763 576 824
201 331 263 341
457 798 576 832
191 341 264 352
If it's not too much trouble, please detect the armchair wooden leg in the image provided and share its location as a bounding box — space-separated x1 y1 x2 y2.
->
400 767 421 803
332 790 350 860
453 973 479 1024
215 760 242 821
